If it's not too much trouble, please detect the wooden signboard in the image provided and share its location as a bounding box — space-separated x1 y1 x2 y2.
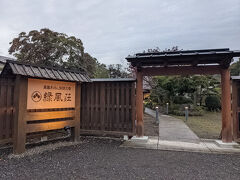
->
27 78 75 109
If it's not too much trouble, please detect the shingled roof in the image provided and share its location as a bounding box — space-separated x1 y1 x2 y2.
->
0 60 91 82
126 48 240 68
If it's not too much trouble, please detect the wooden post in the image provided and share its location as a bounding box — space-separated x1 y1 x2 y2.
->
13 76 27 154
74 82 81 141
221 69 233 142
136 68 144 136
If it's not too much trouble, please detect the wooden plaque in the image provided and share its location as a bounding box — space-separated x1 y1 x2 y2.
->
27 78 75 109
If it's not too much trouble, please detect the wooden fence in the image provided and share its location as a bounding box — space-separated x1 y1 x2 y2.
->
0 77 15 144
232 79 240 140
0 77 136 145
80 80 136 136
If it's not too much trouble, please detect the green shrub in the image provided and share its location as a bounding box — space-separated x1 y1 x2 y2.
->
168 104 181 114
173 96 193 104
144 101 157 110
189 110 204 116
191 106 204 113
205 96 221 111
172 110 185 116
170 105 204 116
144 101 152 109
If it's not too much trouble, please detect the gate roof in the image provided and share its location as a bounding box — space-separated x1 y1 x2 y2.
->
0 60 91 82
126 48 240 69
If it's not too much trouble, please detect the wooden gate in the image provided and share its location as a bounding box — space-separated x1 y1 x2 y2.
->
80 79 136 136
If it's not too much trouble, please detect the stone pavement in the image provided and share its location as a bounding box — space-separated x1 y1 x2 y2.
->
122 137 240 154
145 107 200 143
122 108 240 154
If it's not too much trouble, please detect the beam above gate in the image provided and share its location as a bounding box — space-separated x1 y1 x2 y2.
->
141 65 222 76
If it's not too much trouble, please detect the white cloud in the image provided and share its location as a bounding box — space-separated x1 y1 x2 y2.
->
0 0 239 64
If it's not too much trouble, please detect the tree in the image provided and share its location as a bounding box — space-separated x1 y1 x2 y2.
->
230 58 240 76
108 64 130 78
9 28 97 77
143 46 180 53
148 75 220 107
94 62 109 78
205 96 221 111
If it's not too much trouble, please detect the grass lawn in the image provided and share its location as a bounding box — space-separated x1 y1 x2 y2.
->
174 111 222 139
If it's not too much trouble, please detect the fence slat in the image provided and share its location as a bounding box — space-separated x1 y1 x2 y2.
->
0 81 4 139
121 83 125 131
115 83 120 131
100 83 105 131
6 78 13 139
82 83 87 129
87 82 91 130
126 83 130 131
0 78 15 144
90 83 94 129
131 82 136 133
106 83 111 131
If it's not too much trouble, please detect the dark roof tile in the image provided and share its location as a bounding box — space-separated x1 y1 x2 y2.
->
45 68 56 79
1 60 91 82
38 67 48 78
127 48 240 68
23 65 35 76
69 72 79 81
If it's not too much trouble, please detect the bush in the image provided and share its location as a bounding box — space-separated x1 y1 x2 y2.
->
144 101 157 110
171 110 185 116
170 105 204 116
168 104 181 114
144 101 152 109
173 96 193 104
205 96 221 111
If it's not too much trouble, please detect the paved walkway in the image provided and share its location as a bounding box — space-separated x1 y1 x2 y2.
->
123 136 240 154
123 108 240 154
145 107 200 143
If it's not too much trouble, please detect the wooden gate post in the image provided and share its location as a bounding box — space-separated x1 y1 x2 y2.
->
136 68 144 136
74 82 81 141
13 76 27 154
221 68 233 142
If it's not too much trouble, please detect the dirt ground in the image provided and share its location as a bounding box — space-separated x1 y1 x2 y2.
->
144 113 159 136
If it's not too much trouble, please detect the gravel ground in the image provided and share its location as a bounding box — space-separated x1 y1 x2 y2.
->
0 137 240 180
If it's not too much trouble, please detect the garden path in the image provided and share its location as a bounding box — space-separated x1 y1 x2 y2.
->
145 108 200 143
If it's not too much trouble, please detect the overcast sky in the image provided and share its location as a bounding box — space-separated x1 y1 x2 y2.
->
0 0 240 65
